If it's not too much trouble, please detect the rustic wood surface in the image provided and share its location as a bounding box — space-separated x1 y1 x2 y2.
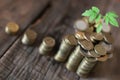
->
0 0 120 80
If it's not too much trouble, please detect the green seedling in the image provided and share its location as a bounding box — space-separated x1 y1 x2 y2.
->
82 6 119 33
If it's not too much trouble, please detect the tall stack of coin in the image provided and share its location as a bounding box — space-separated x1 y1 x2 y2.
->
39 37 55 55
76 57 97 77
66 46 84 72
54 34 77 62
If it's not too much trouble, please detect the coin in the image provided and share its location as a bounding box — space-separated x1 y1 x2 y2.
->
102 22 111 33
74 31 85 40
90 33 103 42
88 50 101 58
43 37 55 48
103 33 114 44
74 20 89 31
79 46 91 57
5 22 19 35
84 32 92 41
100 42 112 52
78 40 94 50
65 34 78 46
96 54 108 62
39 37 55 55
94 44 107 56
21 29 37 45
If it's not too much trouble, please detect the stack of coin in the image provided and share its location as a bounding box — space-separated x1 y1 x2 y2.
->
66 46 84 72
65 18 114 77
76 57 97 77
39 37 55 55
54 34 77 62
21 29 37 45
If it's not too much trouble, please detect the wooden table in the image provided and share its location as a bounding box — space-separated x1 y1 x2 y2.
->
0 0 120 80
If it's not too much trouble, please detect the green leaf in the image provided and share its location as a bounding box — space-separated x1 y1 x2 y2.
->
109 17 119 27
82 10 92 16
92 6 100 13
96 23 102 33
104 16 109 25
104 13 119 27
89 13 97 22
95 14 102 23
107 12 118 18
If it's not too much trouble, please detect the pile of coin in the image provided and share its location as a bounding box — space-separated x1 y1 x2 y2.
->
63 17 113 77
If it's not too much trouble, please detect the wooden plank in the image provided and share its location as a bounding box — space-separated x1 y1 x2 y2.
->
0 0 71 80
0 0 50 58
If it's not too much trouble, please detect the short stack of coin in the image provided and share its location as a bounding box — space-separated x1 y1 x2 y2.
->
65 17 114 77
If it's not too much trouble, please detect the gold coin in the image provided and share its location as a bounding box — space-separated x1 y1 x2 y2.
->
5 22 19 35
25 29 37 40
103 33 114 44
64 34 77 46
84 32 92 41
78 40 94 50
88 50 101 57
74 31 85 40
99 42 112 52
90 33 103 42
43 37 55 48
22 29 37 45
96 54 108 62
94 44 107 55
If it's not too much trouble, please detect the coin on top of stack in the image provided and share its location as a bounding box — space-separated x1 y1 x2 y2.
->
90 32 104 43
54 34 77 62
39 36 55 55
21 29 37 45
5 22 19 35
78 39 94 51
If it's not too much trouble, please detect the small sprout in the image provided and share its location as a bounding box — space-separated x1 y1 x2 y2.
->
82 6 119 33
